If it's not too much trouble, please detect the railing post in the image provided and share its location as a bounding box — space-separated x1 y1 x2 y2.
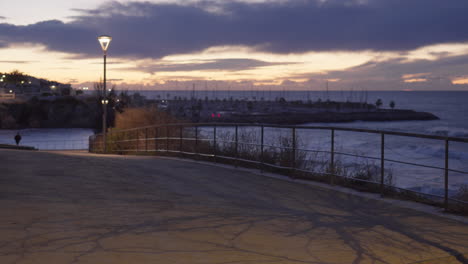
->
330 128 335 185
101 134 105 153
195 126 198 158
260 125 264 173
291 127 296 177
136 130 139 153
145 128 148 152
444 139 449 211
154 127 158 152
123 131 127 153
213 125 217 163
166 125 169 154
380 133 385 196
179 125 183 154
88 136 92 152
235 125 239 168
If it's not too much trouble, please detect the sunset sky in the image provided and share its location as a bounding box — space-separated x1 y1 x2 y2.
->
1 0 468 90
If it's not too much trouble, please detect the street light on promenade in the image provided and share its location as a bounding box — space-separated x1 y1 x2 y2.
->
98 35 112 152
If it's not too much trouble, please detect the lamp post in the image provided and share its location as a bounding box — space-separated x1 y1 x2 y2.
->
98 35 112 152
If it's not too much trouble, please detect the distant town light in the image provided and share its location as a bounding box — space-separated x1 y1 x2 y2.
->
28 81 32 84
101 99 109 104
0 79 3 82
9 90 13 93
21 81 24 84
98 35 112 53
51 85 56 89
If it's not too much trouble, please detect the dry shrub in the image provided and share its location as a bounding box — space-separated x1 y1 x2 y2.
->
114 107 182 129
454 184 468 202
105 107 188 154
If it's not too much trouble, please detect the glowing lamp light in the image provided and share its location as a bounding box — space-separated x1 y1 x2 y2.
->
217 113 221 118
101 99 109 105
9 90 13 93
51 85 56 89
98 35 112 53
211 113 215 118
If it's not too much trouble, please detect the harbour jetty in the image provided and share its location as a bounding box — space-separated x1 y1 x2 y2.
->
163 98 439 124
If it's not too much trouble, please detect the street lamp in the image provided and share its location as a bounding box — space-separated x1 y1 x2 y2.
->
98 35 112 152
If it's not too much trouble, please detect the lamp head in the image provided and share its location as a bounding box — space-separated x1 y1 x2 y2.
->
98 35 112 53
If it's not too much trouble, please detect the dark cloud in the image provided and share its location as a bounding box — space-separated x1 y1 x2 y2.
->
1 0 468 58
0 16 6 20
0 20 99 55
125 59 294 73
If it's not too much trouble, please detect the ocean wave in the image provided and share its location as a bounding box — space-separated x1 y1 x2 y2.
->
426 126 468 138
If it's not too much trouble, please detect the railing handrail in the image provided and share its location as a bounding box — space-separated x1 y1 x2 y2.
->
95 122 468 143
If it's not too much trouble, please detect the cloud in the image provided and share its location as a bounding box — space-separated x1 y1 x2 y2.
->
0 16 6 20
1 0 468 59
296 52 468 89
0 60 34 64
125 58 294 73
0 20 99 55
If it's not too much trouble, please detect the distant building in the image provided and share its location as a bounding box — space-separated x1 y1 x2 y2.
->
0 72 75 100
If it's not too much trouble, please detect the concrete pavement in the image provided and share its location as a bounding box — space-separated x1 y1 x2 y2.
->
0 149 467 264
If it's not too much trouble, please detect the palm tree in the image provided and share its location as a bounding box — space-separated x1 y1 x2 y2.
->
375 99 383 110
6 70 28 93
389 100 395 111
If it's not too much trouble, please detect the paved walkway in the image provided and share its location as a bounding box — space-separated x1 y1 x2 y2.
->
1 149 467 264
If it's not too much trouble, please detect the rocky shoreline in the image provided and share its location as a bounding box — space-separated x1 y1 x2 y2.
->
0 96 103 129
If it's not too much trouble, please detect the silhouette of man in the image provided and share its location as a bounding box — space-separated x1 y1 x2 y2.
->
14 132 22 146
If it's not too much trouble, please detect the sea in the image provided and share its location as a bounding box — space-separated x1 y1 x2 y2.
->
1 90 467 197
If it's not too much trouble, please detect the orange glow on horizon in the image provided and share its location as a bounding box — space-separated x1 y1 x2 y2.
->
452 78 468 85
404 78 427 83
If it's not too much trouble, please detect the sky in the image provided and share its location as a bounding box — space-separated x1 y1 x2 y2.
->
0 0 468 91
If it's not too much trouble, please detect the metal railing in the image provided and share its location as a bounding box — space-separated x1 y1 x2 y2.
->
89 123 468 211
18 139 89 151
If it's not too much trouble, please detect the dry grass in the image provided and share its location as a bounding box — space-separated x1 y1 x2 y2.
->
114 107 182 129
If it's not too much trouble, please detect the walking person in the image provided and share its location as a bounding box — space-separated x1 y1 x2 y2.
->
14 132 22 146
